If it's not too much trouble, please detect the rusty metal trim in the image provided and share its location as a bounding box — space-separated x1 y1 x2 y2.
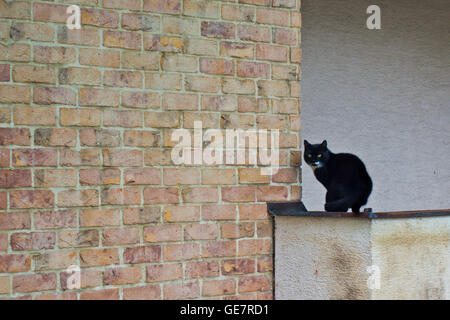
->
267 201 450 219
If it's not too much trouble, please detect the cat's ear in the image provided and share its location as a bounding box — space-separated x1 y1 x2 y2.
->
321 140 327 148
304 140 311 148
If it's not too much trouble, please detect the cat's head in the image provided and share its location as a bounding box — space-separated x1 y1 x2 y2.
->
303 140 330 169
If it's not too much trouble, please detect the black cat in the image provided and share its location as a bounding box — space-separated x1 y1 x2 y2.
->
303 140 372 213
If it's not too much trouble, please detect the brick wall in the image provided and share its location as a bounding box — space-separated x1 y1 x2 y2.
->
0 0 301 300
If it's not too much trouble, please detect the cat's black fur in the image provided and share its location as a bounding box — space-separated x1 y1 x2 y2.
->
304 140 372 213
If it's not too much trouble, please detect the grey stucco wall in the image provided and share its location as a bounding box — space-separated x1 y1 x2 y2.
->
301 0 450 212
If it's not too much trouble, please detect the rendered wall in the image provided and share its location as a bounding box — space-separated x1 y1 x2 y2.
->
0 0 302 300
274 216 450 300
301 0 450 212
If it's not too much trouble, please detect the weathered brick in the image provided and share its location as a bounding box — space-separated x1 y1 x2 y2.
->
185 223 218 240
34 87 75 105
238 96 269 113
222 78 255 95
161 55 197 73
163 168 200 185
34 129 77 147
124 245 161 264
60 269 102 290
290 47 302 64
104 0 141 10
10 190 54 209
144 224 182 243
122 13 160 32
103 228 140 245
81 8 119 28
12 149 57 167
256 8 290 26
0 1 30 19
256 44 288 62
10 22 54 42
145 111 180 128
222 258 255 275
58 229 99 248
57 27 100 47
201 21 235 39
202 204 237 221
0 64 9 82
59 67 101 86
104 70 143 88
163 205 199 222
162 16 198 35
144 34 185 53
222 4 255 22
200 58 234 75
124 130 160 147
60 149 101 167
79 88 120 107
60 108 102 127
202 240 236 258
0 85 31 104
34 169 77 188
104 30 141 50
221 222 255 239
123 207 161 225
103 149 143 167
79 48 120 68
123 286 161 300
202 95 237 112
144 149 174 166
237 25 271 42
182 187 218 203
33 3 67 23
185 261 219 279
163 243 200 261
101 188 141 205
35 292 77 300
273 28 297 45
185 75 220 93
34 46 76 64
164 282 200 300
0 212 31 230
186 39 218 56
291 11 302 28
238 275 271 293
0 254 30 273
257 185 288 201
80 289 119 300
80 209 121 227
143 0 181 14
238 238 271 256
57 189 99 207
0 276 9 294
11 232 55 251
222 186 256 202
13 273 56 293
0 149 9 167
33 250 77 271
104 266 141 285
257 80 290 97
79 248 120 267
163 93 198 110
203 279 236 296
104 110 142 127
237 61 270 78
13 106 56 126
34 210 77 230
221 42 254 59
0 169 31 188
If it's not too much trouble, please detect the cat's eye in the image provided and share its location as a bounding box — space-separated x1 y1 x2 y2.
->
317 154 322 158
308 154 312 158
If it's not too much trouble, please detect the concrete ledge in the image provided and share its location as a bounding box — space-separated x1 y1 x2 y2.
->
270 202 450 299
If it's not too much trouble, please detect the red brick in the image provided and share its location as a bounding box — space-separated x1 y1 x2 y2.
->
256 8 290 26
164 282 200 300
104 266 141 285
33 3 67 23
144 225 182 243
0 254 30 273
185 261 219 279
124 245 161 264
144 187 179 204
163 243 200 261
182 187 219 203
33 210 77 229
163 168 199 185
222 4 255 22
79 48 120 68
13 273 56 293
81 8 119 28
103 110 142 128
237 61 270 78
185 223 218 240
273 28 297 45
12 149 56 167
58 189 99 207
80 289 119 300
79 248 120 267
122 13 160 31
257 185 288 201
237 25 271 42
238 239 271 256
123 207 161 225
222 186 256 202
0 64 9 82
238 275 271 293
80 129 120 147
143 0 181 14
144 34 185 53
0 276 9 294
0 235 7 252
34 46 76 64
0 1 31 19
163 205 199 222
202 240 236 258
202 204 237 221
123 285 161 300
256 44 288 62
123 91 160 109
201 21 235 39
34 128 76 147
200 58 234 75
161 55 197 72
0 212 30 230
33 87 75 105
58 67 101 86
202 95 237 112
146 73 182 90
238 96 269 113
103 149 143 167
290 47 302 64
238 0 271 5
10 190 54 209
222 258 255 275
185 75 220 93
103 227 140 246
33 250 77 271
124 168 161 185
35 292 77 300
124 131 160 147
104 0 141 10
101 188 141 205
10 232 55 251
60 149 101 167
146 263 182 282
238 204 268 220
58 230 99 248
203 279 236 296
272 167 298 183
13 106 56 126
0 169 31 188
0 192 5 210
0 85 31 104
57 27 100 47
12 65 56 84
221 222 255 239
257 256 273 272
222 78 255 95
104 30 141 50
34 169 77 188
104 70 143 88
80 209 121 227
